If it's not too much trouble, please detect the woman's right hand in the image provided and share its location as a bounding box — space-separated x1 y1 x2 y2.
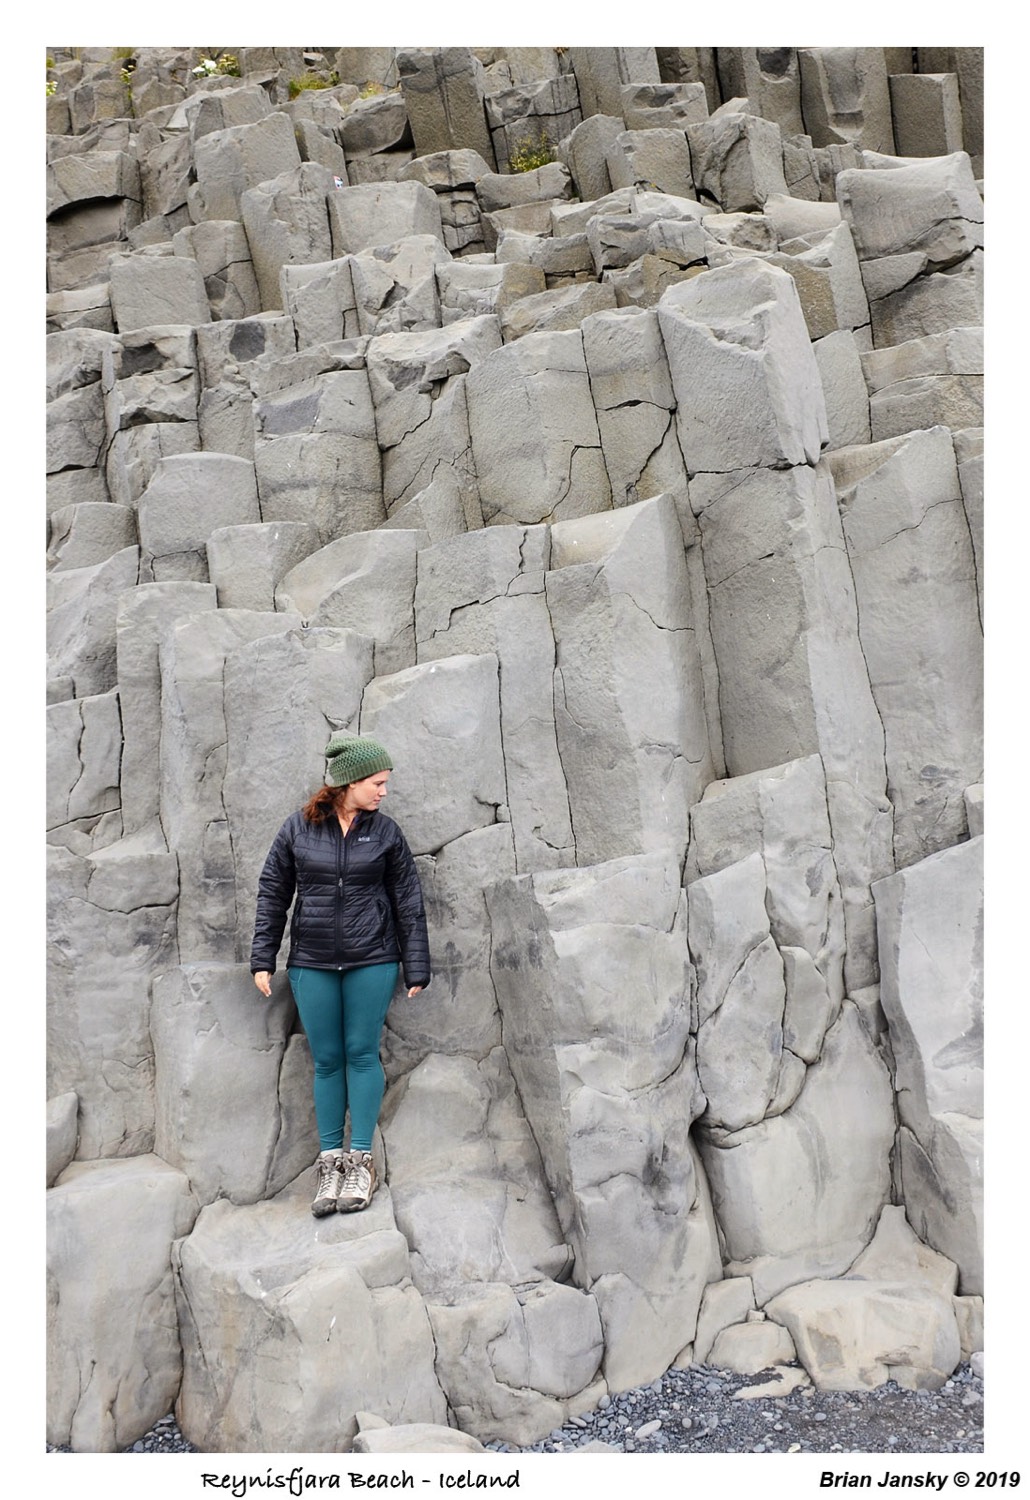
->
254 971 272 997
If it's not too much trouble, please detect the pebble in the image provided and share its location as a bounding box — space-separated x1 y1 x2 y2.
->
46 1361 986 1457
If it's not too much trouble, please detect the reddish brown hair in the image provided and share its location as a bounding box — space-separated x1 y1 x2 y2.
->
302 784 347 824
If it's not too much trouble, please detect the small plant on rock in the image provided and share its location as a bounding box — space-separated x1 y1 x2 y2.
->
288 71 340 98
508 132 556 174
192 53 240 79
46 78 56 96
358 80 388 98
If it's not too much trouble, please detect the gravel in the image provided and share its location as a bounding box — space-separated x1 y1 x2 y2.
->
46 1361 984 1456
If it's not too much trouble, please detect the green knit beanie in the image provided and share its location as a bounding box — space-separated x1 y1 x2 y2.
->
324 733 394 788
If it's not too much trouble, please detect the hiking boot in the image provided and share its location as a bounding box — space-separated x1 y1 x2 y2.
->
311 1152 344 1217
337 1150 377 1212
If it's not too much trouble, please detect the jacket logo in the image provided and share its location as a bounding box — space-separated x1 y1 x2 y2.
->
357 836 371 842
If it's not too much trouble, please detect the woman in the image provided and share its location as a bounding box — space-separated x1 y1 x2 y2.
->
251 733 430 1218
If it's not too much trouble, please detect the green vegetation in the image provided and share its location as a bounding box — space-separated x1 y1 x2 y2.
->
192 53 241 79
508 133 556 173
358 80 388 98
287 71 340 98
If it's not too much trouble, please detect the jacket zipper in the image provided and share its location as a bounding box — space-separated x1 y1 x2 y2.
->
335 816 346 969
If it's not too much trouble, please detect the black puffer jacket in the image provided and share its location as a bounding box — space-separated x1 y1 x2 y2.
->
250 808 431 989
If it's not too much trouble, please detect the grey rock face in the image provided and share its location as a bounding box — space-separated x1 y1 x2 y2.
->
45 43 984 1453
873 838 984 1294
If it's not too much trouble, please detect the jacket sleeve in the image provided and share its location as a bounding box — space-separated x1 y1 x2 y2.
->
250 818 297 974
384 824 431 990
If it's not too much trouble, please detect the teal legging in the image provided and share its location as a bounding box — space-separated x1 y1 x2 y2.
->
287 963 400 1152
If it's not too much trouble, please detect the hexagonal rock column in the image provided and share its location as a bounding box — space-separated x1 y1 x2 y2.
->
151 963 317 1207
47 1156 198 1452
827 427 983 868
464 328 612 526
253 367 385 545
359 652 506 859
688 461 893 989
47 840 179 1160
365 316 501 511
157 608 303 960
136 452 261 582
223 625 376 964
797 47 897 154
174 1176 448 1452
658 258 829 472
414 523 574 873
698 1001 894 1304
872 836 983 1295
486 852 722 1393
545 493 716 868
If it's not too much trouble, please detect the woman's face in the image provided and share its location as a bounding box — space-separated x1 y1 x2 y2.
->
345 770 390 812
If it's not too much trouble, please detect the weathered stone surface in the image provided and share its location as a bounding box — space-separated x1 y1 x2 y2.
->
850 1204 959 1297
659 258 829 471
47 379 107 475
862 327 983 441
174 1172 448 1452
136 452 260 582
437 258 546 324
381 462 480 539
487 853 721 1392
693 1277 756 1363
159 609 302 960
366 317 500 508
476 160 573 213
546 495 715 865
837 152 983 267
47 840 179 1158
191 112 302 221
428 1281 605 1446
240 163 336 311
46 1092 79 1188
465 329 612 525
47 689 122 838
689 463 892 987
709 1318 797 1373
222 626 376 961
398 48 496 169
414 526 572 871
253 368 384 544
115 581 217 838
889 73 964 158
183 83 271 142
206 520 320 611
868 250 983 347
172 220 261 320
771 221 869 339
340 89 411 159
384 1048 568 1292
561 115 626 202
47 546 141 700
582 305 687 506
328 177 445 255
873 838 983 1294
700 1002 894 1302
151 963 315 1206
485 77 582 174
954 426 983 616
383 828 514 1073
687 112 788 211
828 428 982 866
798 47 896 154
274 528 423 676
350 234 449 338
621 81 709 130
280 258 359 347
360 653 506 856
568 46 660 120
47 1155 198 1452
499 280 618 341
109 252 211 332
813 329 872 449
47 501 136 572
766 1277 961 1391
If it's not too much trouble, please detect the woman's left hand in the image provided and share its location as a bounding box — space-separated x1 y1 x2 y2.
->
407 986 423 998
